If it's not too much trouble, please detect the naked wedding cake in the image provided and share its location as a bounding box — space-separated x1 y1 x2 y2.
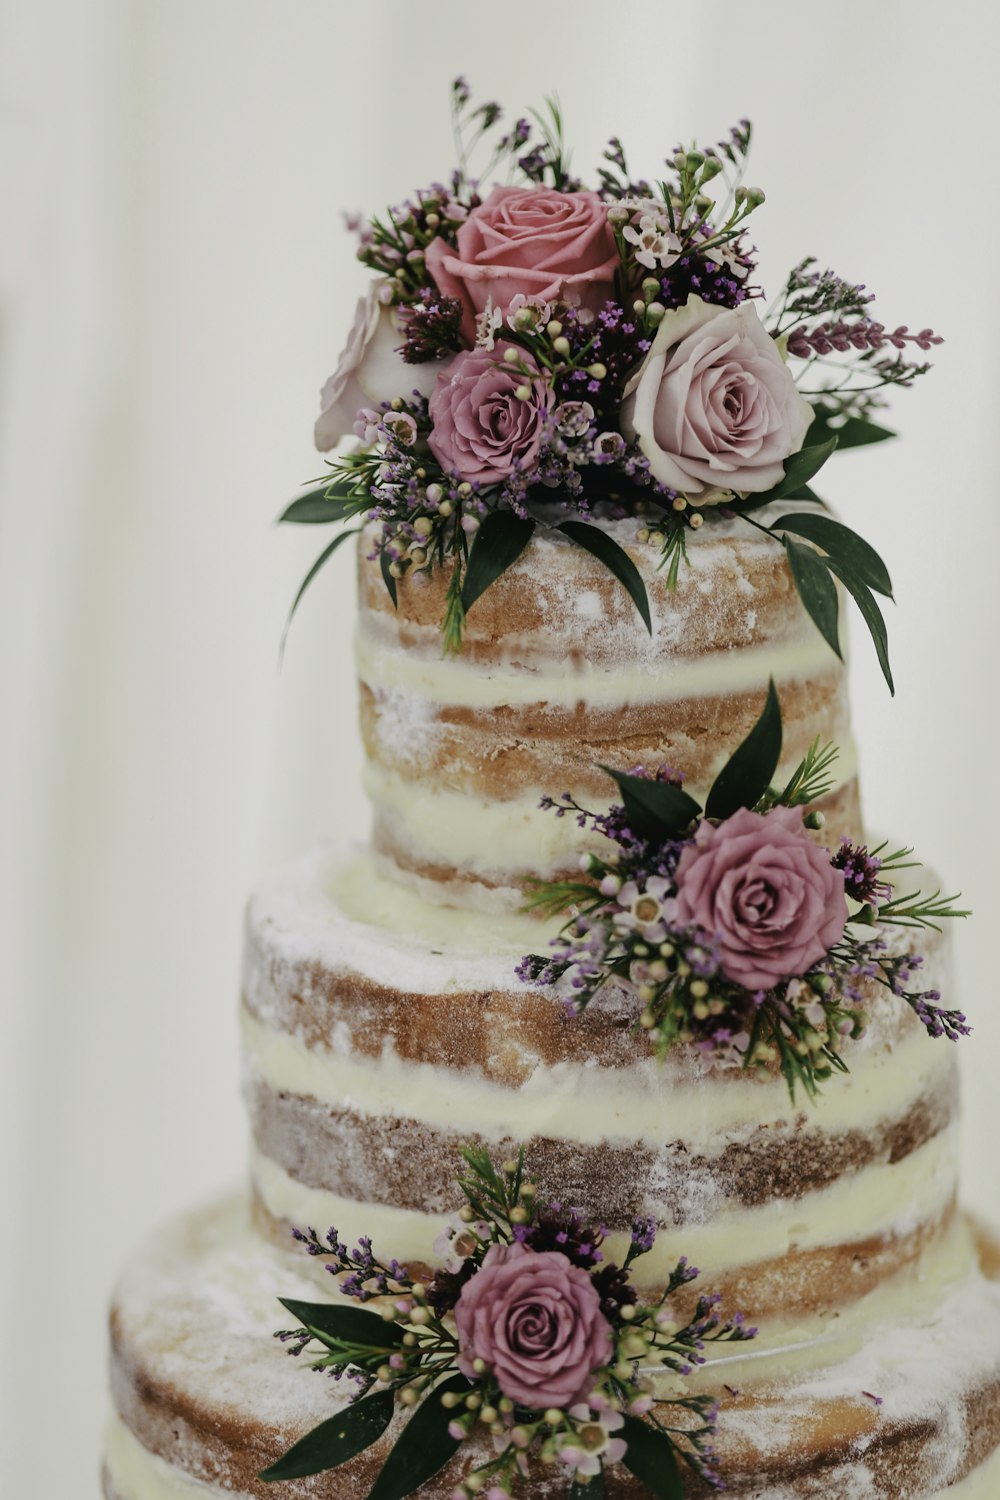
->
103 85 1000 1499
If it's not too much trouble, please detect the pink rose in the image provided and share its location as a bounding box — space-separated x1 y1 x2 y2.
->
673 806 848 991
620 295 813 497
427 342 551 484
315 282 450 451
425 186 618 343
454 1243 613 1409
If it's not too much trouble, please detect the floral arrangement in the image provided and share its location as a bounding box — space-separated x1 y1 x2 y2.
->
518 682 968 1099
261 1146 755 1499
281 80 940 677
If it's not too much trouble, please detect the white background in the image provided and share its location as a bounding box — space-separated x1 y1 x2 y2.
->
1 2 998 1493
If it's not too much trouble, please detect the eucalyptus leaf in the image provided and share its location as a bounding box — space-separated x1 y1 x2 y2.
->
279 480 368 523
771 512 892 597
705 678 783 819
558 520 652 633
281 527 361 652
600 766 702 841
826 557 895 695
809 403 896 450
365 1374 471 1500
783 538 842 660
379 547 398 608
769 436 839 498
260 1389 395 1482
619 1415 685 1499
278 1298 404 1352
461 511 536 613
783 483 824 504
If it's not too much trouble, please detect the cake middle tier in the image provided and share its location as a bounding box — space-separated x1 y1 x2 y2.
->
241 845 958 1336
356 512 861 910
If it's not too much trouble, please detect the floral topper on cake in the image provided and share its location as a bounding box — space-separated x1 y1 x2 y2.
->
262 1145 755 1499
280 79 941 679
518 681 969 1100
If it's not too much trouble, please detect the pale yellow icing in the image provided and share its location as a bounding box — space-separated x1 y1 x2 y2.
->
250 1125 959 1285
240 1000 955 1152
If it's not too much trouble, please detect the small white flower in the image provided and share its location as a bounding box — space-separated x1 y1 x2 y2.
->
704 238 751 282
507 293 553 332
623 211 682 271
382 411 417 446
554 400 595 439
475 298 504 350
614 875 676 939
558 1407 627 1477
592 430 625 462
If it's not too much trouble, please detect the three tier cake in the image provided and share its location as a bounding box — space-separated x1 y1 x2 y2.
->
102 86 1000 1499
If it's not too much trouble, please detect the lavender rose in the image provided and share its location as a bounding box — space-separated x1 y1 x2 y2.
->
426 185 618 344
315 282 450 451
427 342 551 484
620 295 813 497
454 1242 613 1409
673 806 848 990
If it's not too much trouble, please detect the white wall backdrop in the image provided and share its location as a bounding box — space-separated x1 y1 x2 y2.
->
1 1 998 1493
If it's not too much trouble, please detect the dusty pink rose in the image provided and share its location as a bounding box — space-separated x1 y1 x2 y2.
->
315 282 450 451
673 805 847 990
620 295 813 497
454 1242 613 1409
425 185 618 343
427 342 551 484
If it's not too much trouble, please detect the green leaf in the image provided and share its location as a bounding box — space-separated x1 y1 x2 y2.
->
619 1415 684 1499
771 512 892 598
809 403 896 450
783 537 842 661
279 479 368 523
260 1389 394 1482
705 678 783 819
365 1374 471 1500
769 436 839 498
600 766 702 841
558 520 652 633
281 527 360 653
278 1298 404 1352
379 547 398 608
461 511 536 614
784 483 823 504
826 557 895 695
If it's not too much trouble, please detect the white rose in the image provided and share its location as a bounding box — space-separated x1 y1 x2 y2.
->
314 282 452 451
620 295 813 497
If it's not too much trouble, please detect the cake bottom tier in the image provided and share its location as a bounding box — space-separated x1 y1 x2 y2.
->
104 1194 1000 1500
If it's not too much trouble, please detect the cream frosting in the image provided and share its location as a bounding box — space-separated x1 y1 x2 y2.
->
103 1404 1000 1500
250 1124 959 1284
104 1417 250 1500
362 748 859 879
240 1000 955 1153
356 613 844 711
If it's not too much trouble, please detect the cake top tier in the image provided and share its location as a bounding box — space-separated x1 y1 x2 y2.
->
281 81 941 691
358 511 861 908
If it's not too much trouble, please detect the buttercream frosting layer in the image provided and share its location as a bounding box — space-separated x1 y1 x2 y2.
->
356 515 861 904
104 1195 1000 1499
